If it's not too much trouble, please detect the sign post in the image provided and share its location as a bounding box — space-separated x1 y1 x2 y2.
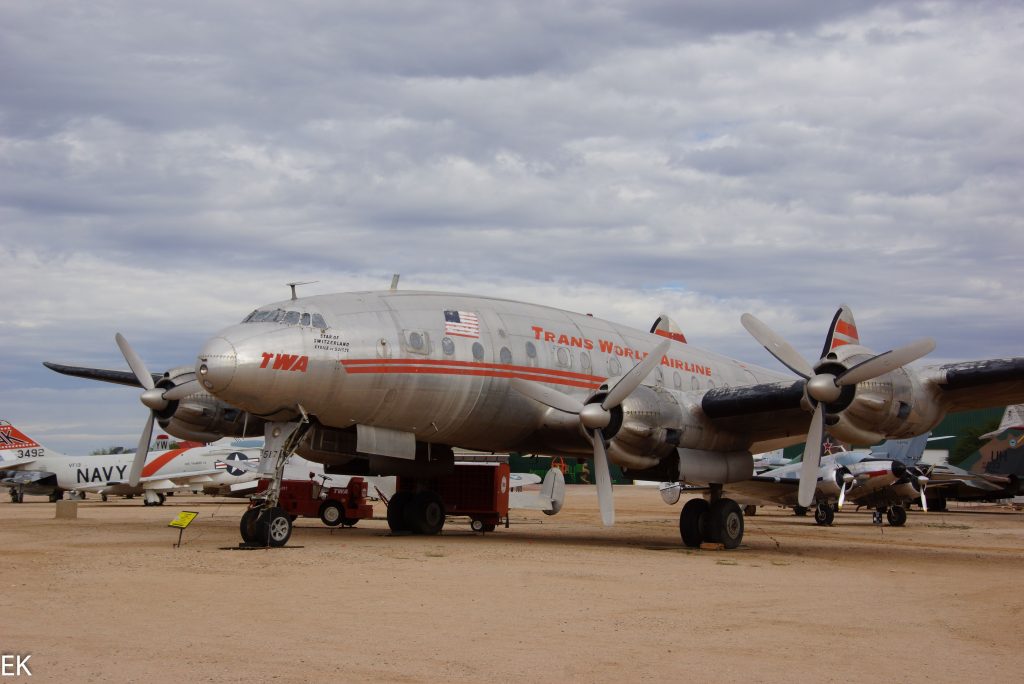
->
168 511 199 548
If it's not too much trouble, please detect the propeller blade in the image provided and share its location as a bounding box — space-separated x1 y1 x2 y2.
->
798 404 825 508
509 378 585 415
740 314 813 379
919 476 929 512
602 340 671 410
115 333 155 390
128 413 154 487
838 480 848 510
162 379 200 401
837 338 935 386
592 428 615 526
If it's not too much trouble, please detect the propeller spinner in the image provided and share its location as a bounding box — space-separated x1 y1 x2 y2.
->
740 311 935 508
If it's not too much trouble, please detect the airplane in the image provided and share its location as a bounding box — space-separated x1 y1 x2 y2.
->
0 420 263 505
44 289 1024 549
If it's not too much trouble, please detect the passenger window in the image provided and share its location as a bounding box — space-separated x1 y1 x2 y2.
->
525 342 537 359
500 347 513 364
442 337 455 355
472 342 485 361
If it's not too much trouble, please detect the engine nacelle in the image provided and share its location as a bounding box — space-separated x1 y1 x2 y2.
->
153 367 265 442
606 385 685 469
817 348 946 446
816 465 848 498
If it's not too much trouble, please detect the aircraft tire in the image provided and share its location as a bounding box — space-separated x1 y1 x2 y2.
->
49 491 63 503
886 505 907 527
157 493 166 505
319 501 344 527
407 491 445 535
265 507 293 547
814 503 834 526
707 498 744 549
387 491 414 533
341 517 360 527
793 505 809 517
10 491 23 504
240 508 262 543
744 505 758 516
679 498 709 548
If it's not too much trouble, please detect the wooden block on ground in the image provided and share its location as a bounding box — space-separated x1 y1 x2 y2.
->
55 500 78 519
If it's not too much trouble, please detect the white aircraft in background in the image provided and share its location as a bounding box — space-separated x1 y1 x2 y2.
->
0 420 262 505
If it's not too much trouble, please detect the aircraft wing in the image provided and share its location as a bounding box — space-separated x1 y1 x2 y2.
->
725 476 801 506
921 358 1024 413
0 470 55 485
699 381 810 452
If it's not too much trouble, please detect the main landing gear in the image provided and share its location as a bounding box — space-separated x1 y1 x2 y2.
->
814 502 835 526
238 418 312 548
386 490 446 535
679 485 744 549
871 505 907 527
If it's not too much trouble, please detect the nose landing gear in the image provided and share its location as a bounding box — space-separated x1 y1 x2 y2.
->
238 418 311 548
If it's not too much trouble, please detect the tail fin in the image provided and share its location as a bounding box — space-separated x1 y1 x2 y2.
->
980 404 1024 441
821 304 859 357
650 314 687 344
869 433 932 467
0 420 56 461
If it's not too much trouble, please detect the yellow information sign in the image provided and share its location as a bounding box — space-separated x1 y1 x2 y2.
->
169 511 199 529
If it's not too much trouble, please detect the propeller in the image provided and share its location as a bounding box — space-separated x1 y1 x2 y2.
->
910 467 930 512
837 471 855 510
741 312 935 508
114 333 200 486
511 339 671 526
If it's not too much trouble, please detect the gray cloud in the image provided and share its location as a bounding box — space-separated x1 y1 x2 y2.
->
1 1 1021 452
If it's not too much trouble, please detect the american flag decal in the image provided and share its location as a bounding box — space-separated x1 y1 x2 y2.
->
444 310 480 338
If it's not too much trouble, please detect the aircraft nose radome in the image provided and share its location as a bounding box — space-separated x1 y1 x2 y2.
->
197 336 237 394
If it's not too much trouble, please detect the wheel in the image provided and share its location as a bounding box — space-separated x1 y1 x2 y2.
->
240 508 262 544
49 491 63 503
814 503 835 526
265 507 293 547
387 491 414 533
744 504 758 516
886 505 907 527
101 494 108 502
679 498 709 548
793 505 808 517
156 493 166 506
320 501 344 527
10 491 23 504
926 496 947 512
707 499 744 549
341 517 360 527
471 518 485 532
407 491 445 535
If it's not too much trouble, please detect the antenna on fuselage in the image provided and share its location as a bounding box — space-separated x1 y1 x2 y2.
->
390 273 400 291
286 281 318 300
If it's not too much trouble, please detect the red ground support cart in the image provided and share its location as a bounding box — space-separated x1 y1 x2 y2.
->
392 462 510 534
252 476 374 527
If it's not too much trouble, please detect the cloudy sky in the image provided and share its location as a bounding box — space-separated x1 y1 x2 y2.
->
2 1 1021 453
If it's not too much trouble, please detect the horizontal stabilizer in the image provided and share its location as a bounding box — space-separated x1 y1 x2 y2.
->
508 467 565 515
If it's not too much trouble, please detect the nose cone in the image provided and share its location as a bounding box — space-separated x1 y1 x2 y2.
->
197 336 238 395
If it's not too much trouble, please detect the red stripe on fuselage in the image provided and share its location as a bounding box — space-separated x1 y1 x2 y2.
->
141 446 193 478
340 358 604 389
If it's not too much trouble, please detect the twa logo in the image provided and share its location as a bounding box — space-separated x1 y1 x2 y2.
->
0 426 38 450
259 352 309 373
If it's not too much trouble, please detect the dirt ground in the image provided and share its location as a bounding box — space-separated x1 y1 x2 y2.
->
2 486 1023 683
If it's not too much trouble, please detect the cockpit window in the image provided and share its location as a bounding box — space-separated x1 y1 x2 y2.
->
241 308 330 328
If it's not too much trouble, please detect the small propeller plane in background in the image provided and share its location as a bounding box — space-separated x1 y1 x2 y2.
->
0 420 262 504
45 288 1024 548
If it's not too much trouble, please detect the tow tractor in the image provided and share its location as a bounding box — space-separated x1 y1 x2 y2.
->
240 474 373 547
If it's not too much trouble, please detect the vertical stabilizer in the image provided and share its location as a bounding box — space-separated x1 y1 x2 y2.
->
650 314 687 344
980 404 1024 440
821 304 860 356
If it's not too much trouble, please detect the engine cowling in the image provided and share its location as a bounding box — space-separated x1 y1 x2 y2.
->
153 366 265 442
605 385 685 469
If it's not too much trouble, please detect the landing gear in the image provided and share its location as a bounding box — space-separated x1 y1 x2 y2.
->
49 490 64 503
679 498 709 548
744 504 758 516
10 487 23 503
143 491 166 506
793 505 809 517
239 507 292 547
886 505 907 527
679 494 744 549
814 502 835 526
386 489 446 535
239 418 312 547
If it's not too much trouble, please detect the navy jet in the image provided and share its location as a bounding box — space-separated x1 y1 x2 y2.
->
46 290 1024 548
